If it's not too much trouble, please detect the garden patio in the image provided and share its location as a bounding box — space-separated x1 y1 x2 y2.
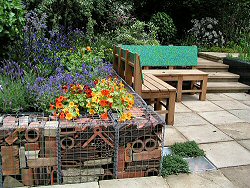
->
1 0 250 187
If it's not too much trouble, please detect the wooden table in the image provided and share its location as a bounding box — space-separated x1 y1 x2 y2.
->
142 69 208 102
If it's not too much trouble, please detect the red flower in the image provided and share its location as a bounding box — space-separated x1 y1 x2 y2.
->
100 100 109 107
101 90 110 96
62 85 68 93
94 80 98 85
60 112 65 120
50 104 55 110
57 96 65 102
101 113 108 120
56 102 63 109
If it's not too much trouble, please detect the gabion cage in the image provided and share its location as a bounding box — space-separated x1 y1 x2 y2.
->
58 115 116 184
0 94 166 187
0 114 59 187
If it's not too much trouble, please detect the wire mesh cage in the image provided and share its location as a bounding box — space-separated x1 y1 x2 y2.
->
0 114 59 187
111 92 166 179
58 114 116 184
0 86 166 186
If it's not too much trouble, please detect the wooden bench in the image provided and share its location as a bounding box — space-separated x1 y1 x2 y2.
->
114 46 176 125
121 45 208 102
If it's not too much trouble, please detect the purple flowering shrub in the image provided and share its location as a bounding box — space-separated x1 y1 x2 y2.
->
1 11 114 113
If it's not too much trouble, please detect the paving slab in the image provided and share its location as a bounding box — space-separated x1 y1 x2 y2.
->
182 94 199 101
174 112 210 127
206 93 234 101
229 109 250 123
175 103 192 113
220 165 250 188
99 176 169 188
164 126 187 146
224 93 250 101
242 100 250 106
165 170 235 188
176 124 232 144
238 139 250 151
37 182 99 188
216 123 250 140
198 111 244 125
212 100 250 110
182 101 223 112
199 141 250 168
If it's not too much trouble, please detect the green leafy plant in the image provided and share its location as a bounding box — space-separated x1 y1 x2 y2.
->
150 12 176 44
171 141 205 158
161 155 189 176
0 0 25 40
113 20 160 45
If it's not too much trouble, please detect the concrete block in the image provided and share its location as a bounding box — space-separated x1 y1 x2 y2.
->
212 100 250 110
199 141 250 168
174 112 209 126
229 109 250 123
165 170 235 188
182 101 223 112
198 111 244 125
100 176 169 188
216 123 250 140
176 124 232 144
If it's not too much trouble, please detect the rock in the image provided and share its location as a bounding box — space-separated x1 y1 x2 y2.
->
3 176 24 188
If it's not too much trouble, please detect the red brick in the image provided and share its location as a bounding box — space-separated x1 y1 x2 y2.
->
132 149 161 161
118 147 125 172
117 171 145 179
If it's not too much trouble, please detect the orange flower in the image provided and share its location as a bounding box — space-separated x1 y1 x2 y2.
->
89 109 95 115
50 104 55 110
60 112 65 120
101 90 110 96
101 113 108 120
100 100 109 107
65 112 73 120
86 46 92 52
56 102 63 109
57 96 65 102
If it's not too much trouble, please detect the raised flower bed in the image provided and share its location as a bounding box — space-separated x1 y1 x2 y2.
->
0 89 165 186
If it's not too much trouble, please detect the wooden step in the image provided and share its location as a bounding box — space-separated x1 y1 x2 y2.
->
197 58 229 72
199 52 239 62
208 72 240 82
206 82 250 93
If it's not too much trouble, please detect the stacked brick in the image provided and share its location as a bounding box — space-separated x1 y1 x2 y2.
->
0 115 58 187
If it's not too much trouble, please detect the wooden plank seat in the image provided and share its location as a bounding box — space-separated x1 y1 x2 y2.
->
113 46 176 125
142 69 208 102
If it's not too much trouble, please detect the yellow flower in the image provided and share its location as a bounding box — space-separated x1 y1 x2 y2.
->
126 112 132 120
65 112 73 120
86 102 91 108
76 108 80 116
119 82 124 88
119 114 127 122
92 95 99 103
69 101 75 108
63 108 69 113
89 109 95 115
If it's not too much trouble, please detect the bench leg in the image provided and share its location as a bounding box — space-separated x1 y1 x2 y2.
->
155 98 162 111
166 92 176 125
199 76 208 101
177 77 183 102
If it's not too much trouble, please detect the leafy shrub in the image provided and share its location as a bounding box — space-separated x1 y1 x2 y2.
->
171 141 205 158
150 12 176 44
161 155 189 176
188 17 225 48
0 0 25 40
113 20 159 45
